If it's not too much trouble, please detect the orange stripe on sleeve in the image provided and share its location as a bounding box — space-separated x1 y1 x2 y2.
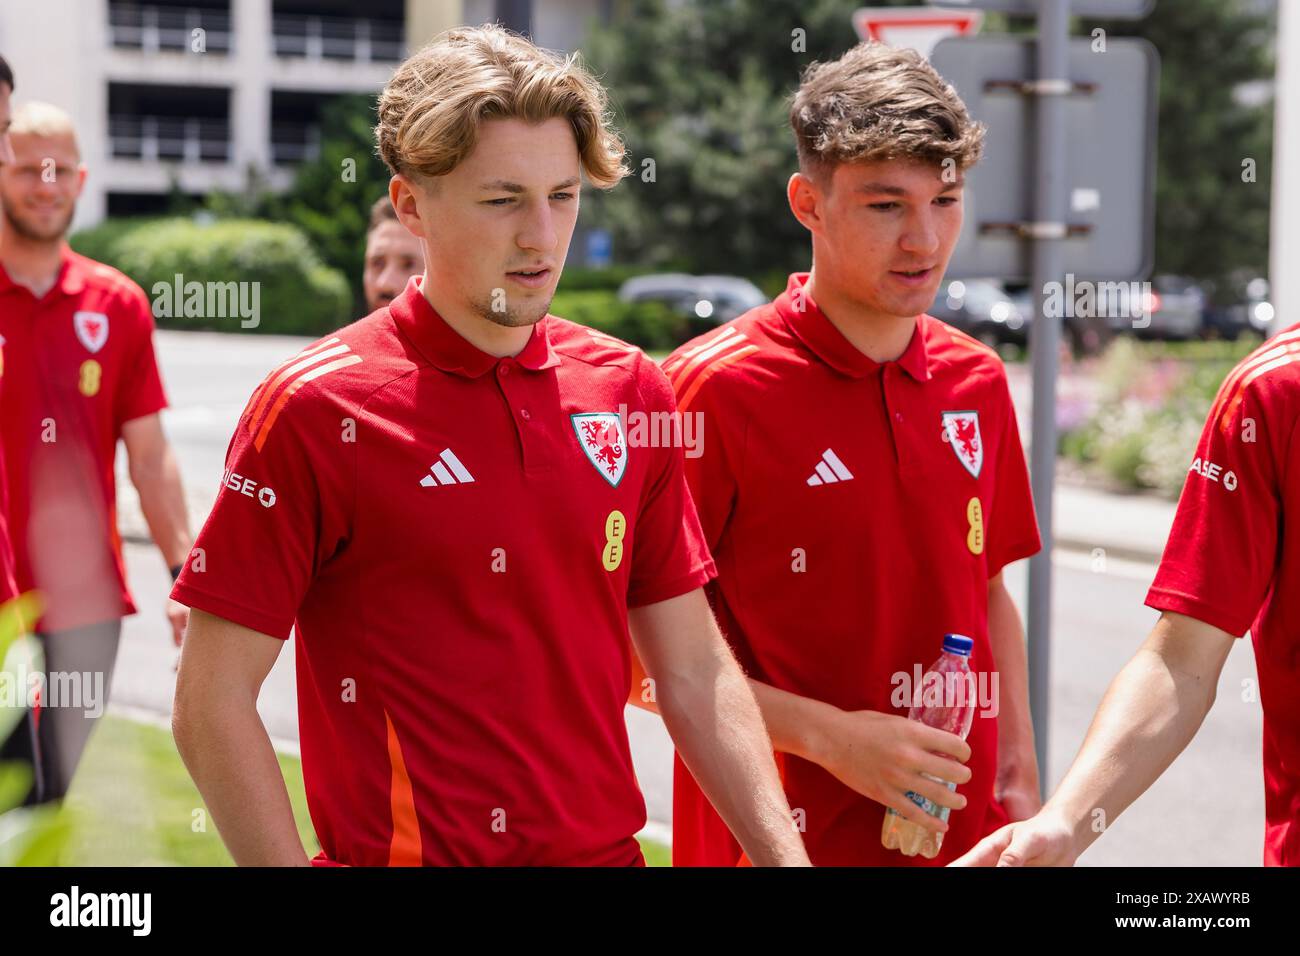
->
676 345 759 411
246 342 352 438
1213 333 1300 435
245 338 342 419
252 354 362 452
668 330 748 390
663 329 739 377
1217 353 1299 435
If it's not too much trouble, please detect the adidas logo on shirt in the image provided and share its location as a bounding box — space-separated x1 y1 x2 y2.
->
806 449 854 486
419 449 476 487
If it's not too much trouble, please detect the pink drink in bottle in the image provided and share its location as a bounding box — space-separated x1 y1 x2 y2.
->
881 633 976 859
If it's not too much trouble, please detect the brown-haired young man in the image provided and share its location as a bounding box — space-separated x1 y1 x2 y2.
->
170 25 808 867
362 195 423 313
632 42 1043 866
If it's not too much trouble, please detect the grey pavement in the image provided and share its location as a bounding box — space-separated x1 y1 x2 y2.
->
104 329 1259 864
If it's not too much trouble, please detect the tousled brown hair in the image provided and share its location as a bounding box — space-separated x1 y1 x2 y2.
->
376 23 628 189
790 42 984 183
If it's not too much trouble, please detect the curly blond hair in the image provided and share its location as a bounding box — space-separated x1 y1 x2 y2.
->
376 24 628 189
790 42 984 183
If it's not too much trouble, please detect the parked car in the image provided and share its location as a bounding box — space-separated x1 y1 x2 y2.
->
1006 285 1116 357
926 278 1029 348
1049 275 1203 342
617 273 768 334
1131 275 1205 340
1202 275 1271 341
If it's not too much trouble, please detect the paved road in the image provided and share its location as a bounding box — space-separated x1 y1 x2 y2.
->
108 330 1264 865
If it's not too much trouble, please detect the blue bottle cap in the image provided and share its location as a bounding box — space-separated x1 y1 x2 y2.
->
942 633 973 656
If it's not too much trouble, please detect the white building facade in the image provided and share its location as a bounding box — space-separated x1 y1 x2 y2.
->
0 0 604 230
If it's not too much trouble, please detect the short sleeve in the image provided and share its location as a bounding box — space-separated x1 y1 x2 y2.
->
985 370 1041 576
625 360 717 608
115 285 168 426
170 388 351 639
1146 381 1287 637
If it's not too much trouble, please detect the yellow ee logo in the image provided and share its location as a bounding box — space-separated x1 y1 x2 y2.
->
79 359 102 397
603 509 627 572
966 496 984 556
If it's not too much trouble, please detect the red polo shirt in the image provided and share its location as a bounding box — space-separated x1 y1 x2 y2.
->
0 334 16 603
0 247 167 632
664 272 1041 866
1146 322 1300 866
172 277 715 866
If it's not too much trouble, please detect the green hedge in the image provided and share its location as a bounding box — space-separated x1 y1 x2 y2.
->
67 216 155 267
554 265 653 293
547 290 688 352
70 217 352 336
68 217 709 346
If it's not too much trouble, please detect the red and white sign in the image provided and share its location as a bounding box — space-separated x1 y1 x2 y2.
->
851 7 983 59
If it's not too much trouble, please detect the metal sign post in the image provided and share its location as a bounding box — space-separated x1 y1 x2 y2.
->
1024 0 1070 796
928 0 1157 794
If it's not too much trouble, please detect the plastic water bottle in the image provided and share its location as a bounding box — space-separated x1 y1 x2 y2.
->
881 633 977 859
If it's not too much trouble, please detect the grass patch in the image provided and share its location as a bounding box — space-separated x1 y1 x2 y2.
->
57 715 670 866
59 715 318 866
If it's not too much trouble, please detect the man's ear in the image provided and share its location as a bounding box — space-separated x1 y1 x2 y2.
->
787 170 823 236
389 174 426 241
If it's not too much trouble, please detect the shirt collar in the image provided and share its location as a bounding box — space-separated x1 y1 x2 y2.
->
774 272 931 382
0 245 86 298
389 275 560 378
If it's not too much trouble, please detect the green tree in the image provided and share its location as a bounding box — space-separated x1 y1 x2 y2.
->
261 94 392 314
584 0 1274 288
1085 0 1275 289
581 0 1011 284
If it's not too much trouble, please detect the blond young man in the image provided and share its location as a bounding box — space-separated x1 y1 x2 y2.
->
171 25 808 867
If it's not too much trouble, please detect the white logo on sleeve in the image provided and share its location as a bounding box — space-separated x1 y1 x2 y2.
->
1189 456 1238 491
73 311 110 353
420 448 476 487
806 448 854 486
222 468 277 507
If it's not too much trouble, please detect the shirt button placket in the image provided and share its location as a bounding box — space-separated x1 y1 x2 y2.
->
496 358 538 471
883 366 907 467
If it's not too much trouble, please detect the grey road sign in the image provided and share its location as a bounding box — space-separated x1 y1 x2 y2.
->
931 0 1155 18
932 35 1159 281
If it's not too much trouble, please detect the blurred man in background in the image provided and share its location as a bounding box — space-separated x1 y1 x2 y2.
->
0 101 192 805
0 55 22 605
362 194 424 313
